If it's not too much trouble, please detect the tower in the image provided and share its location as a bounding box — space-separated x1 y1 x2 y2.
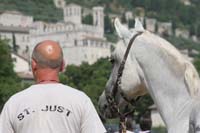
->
63 3 81 24
93 6 104 28
54 0 66 9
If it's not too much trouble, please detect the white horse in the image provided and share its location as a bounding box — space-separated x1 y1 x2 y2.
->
98 18 200 133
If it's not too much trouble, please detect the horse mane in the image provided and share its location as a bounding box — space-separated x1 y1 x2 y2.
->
184 62 200 97
140 31 200 98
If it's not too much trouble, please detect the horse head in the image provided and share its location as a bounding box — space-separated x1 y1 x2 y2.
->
98 18 147 118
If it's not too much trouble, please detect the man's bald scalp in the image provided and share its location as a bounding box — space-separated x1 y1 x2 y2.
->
32 40 63 69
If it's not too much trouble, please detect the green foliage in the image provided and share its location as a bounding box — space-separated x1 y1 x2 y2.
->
64 0 200 37
0 0 199 37
0 39 22 110
104 15 114 34
121 13 127 23
166 35 200 52
193 59 200 74
134 95 154 122
104 14 118 42
0 0 63 22
152 126 167 133
105 33 118 43
128 19 135 28
0 40 15 78
60 58 112 106
82 14 93 25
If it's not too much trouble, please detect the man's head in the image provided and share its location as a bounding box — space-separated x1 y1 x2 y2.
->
31 40 64 73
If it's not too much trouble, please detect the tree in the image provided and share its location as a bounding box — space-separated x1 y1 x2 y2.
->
121 13 127 23
194 59 200 74
0 39 22 110
82 14 93 25
104 15 114 34
12 32 19 53
128 19 135 28
60 58 111 107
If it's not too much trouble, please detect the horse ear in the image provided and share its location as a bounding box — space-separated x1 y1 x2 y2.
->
114 18 132 39
114 18 144 47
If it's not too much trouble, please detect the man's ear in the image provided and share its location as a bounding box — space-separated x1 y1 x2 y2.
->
60 60 66 72
31 59 37 71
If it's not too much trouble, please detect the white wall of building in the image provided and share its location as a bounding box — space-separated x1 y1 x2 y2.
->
63 43 110 65
63 4 81 24
0 4 110 66
93 6 104 37
0 31 30 58
11 53 30 72
30 4 109 66
0 11 33 27
145 18 157 33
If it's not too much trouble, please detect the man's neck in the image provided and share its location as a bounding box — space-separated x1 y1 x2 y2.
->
35 68 60 84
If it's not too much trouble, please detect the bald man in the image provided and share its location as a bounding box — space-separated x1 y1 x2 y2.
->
0 40 106 133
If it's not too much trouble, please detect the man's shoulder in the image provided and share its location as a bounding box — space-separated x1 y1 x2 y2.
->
6 83 90 105
6 85 34 103
50 83 88 97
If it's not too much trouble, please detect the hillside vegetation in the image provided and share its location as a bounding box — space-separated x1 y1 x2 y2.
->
66 0 200 36
0 0 199 33
0 0 63 22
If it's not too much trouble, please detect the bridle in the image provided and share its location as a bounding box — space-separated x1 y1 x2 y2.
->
105 31 143 133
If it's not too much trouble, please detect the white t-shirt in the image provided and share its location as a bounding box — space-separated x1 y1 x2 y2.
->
0 83 106 133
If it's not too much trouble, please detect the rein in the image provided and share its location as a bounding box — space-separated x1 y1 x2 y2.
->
105 31 143 133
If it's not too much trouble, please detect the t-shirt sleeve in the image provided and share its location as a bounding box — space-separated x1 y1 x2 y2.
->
0 102 14 133
80 96 106 133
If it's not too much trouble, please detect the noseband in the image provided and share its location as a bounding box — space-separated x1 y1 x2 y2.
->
105 32 143 133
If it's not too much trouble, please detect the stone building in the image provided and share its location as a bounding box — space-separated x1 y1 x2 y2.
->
30 3 111 65
0 11 33 27
175 28 189 39
0 11 32 58
157 22 172 36
145 18 157 33
180 0 191 5
125 11 133 21
0 4 111 66
53 0 66 9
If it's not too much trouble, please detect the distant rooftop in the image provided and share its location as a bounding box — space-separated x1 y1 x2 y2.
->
0 25 30 33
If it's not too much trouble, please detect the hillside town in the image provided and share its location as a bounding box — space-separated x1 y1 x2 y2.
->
0 0 199 74
0 0 200 130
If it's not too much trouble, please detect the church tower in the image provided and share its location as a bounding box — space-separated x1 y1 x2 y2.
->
54 0 66 9
63 3 81 24
93 6 104 37
93 6 104 28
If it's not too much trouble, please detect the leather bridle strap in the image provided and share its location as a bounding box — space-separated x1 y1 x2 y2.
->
112 31 143 98
105 31 143 133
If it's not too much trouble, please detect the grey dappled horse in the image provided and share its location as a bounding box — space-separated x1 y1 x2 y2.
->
98 18 200 133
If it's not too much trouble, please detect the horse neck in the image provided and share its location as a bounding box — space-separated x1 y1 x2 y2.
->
132 43 193 130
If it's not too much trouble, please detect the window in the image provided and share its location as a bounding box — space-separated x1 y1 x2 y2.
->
101 43 103 47
74 40 77 46
22 36 25 42
83 40 88 46
69 8 72 16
